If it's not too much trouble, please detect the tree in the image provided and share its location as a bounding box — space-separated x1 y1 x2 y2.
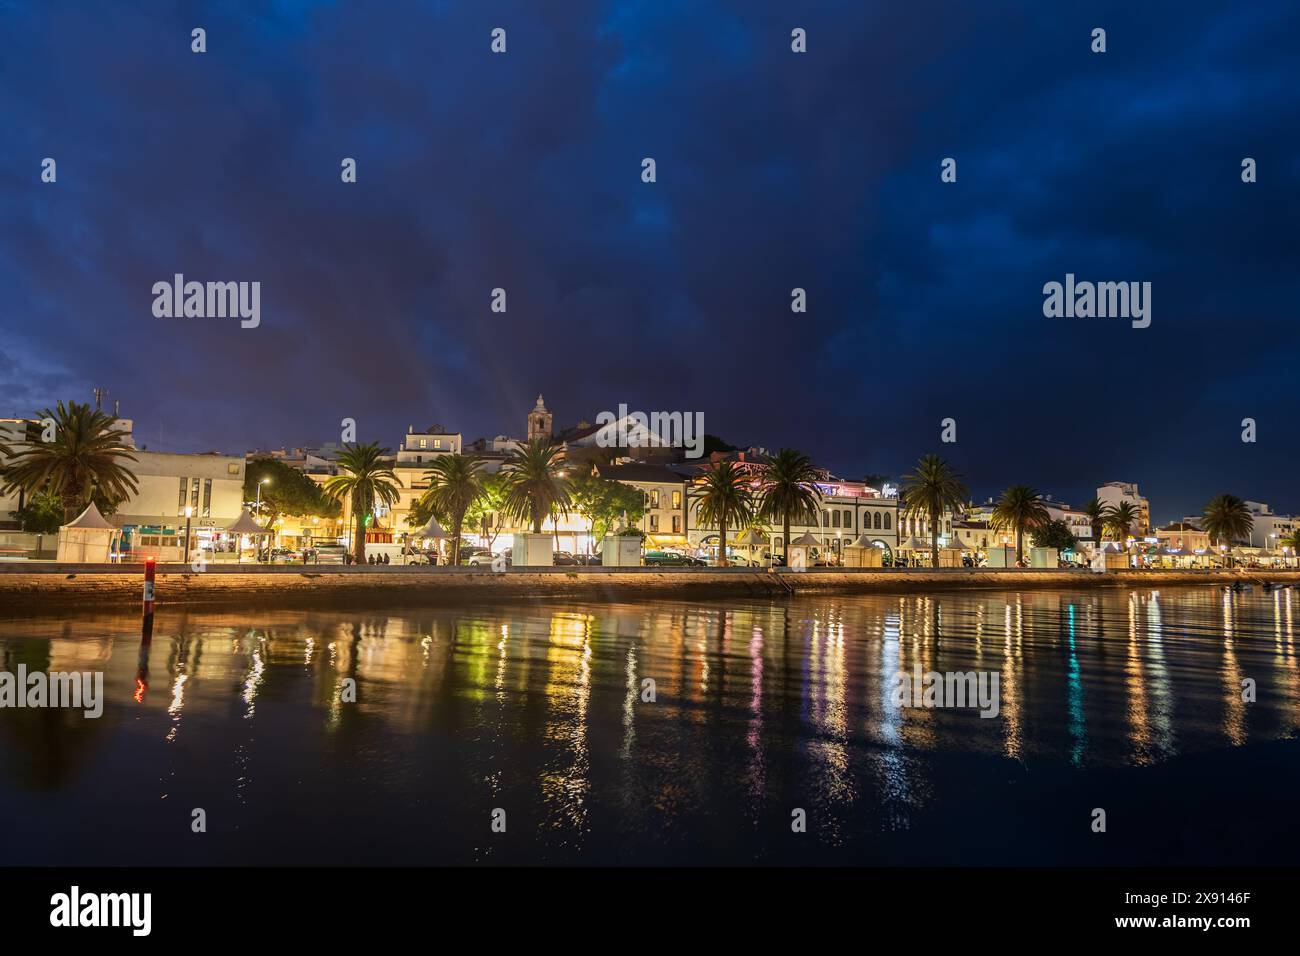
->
419 453 485 565
899 455 968 567
1281 528 1300 564
1031 517 1077 553
465 472 511 550
322 443 401 564
502 439 572 534
1105 501 1140 542
757 448 822 562
693 460 754 567
991 485 1052 564
243 457 340 527
1 401 138 522
1079 497 1109 548
570 472 645 554
9 488 62 534
1201 494 1253 568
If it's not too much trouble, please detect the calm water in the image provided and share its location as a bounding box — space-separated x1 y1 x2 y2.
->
2 586 1298 865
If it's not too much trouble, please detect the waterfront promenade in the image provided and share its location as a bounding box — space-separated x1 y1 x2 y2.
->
3 563 1298 611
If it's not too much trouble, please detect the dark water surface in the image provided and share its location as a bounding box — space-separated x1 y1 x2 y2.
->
2 586 1298 865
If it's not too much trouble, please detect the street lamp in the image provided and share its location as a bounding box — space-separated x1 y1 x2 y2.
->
255 478 270 563
183 505 193 564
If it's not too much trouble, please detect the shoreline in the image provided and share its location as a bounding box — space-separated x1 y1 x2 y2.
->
1 563 1296 612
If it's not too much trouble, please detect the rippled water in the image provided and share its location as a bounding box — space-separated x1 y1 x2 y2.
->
1 586 1298 864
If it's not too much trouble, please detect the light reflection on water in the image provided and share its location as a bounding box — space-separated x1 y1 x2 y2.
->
0 586 1297 864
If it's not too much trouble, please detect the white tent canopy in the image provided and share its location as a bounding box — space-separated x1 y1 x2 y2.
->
57 502 118 562
64 502 115 530
734 528 767 547
226 510 268 535
416 515 446 539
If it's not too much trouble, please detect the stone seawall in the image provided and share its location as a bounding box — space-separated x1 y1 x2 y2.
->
1 564 1297 612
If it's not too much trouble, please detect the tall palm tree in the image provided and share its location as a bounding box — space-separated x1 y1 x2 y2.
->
323 442 400 564
1202 494 1253 568
757 448 822 563
1080 497 1108 550
899 455 968 567
693 460 755 567
420 453 485 565
1105 501 1140 543
502 439 571 534
990 485 1051 565
1 401 138 522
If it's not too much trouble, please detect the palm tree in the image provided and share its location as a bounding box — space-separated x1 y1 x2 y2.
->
502 439 571 534
1080 497 1108 550
693 460 755 567
899 455 968 567
1 401 138 522
1105 501 1140 543
990 485 1051 565
323 442 400 564
757 449 822 563
419 453 485 565
1202 494 1253 568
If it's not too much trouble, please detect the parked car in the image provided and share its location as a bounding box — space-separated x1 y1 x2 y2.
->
553 550 580 566
466 550 510 568
457 546 493 566
644 550 705 567
258 547 299 563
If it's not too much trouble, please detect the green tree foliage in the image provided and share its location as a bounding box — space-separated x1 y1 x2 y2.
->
570 472 645 554
244 457 341 526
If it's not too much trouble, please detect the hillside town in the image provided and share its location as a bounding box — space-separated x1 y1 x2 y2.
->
0 393 1292 570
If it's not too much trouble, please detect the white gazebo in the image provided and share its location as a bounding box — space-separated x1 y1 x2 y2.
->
226 510 270 563
56 502 117 563
842 533 884 568
413 515 447 564
734 528 769 566
786 531 821 569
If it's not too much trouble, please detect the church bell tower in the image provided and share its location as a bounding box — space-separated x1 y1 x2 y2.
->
527 394 553 442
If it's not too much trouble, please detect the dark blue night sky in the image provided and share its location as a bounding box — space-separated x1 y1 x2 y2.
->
2 1 1297 521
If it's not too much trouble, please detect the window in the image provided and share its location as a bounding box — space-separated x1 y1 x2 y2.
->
884 513 892 530
822 510 830 526
649 514 659 532
672 515 681 533
190 477 200 512
650 490 660 508
202 479 212 517
177 478 187 515
672 490 681 509
434 439 442 449
832 511 841 528
874 512 882 530
843 509 851 527
419 439 427 449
